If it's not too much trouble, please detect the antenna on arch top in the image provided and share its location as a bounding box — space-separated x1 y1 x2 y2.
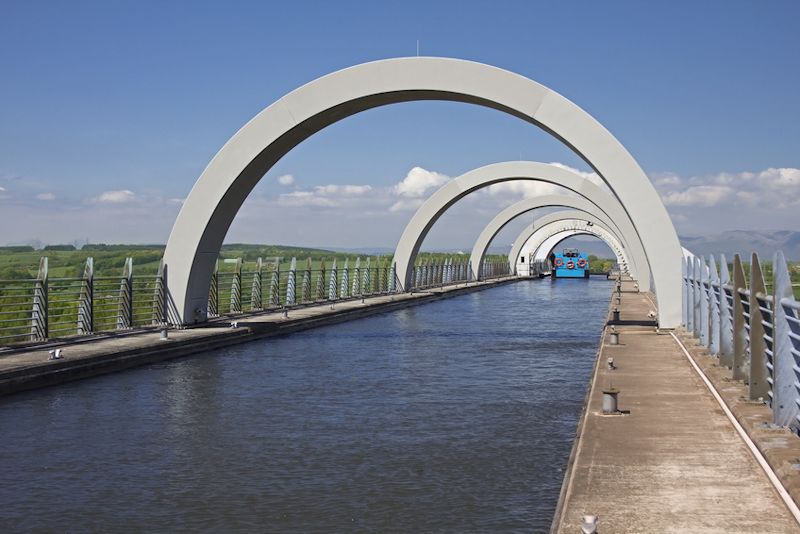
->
416 39 420 56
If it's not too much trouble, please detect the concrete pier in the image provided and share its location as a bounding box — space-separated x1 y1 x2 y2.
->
554 280 800 533
0 277 519 396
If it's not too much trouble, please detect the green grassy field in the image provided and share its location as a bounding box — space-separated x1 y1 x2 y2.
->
0 244 509 280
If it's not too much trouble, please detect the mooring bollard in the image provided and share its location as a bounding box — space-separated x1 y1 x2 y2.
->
607 357 615 370
612 308 620 322
610 331 619 345
581 514 598 534
602 387 620 414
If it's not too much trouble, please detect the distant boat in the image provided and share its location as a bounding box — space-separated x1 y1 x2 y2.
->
551 248 589 279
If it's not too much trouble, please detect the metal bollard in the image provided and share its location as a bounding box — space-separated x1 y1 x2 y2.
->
160 328 169 341
610 331 619 345
581 514 598 534
602 388 619 414
612 308 620 322
607 357 616 369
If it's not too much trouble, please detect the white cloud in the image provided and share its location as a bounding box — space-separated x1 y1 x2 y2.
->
90 190 137 204
661 185 734 207
656 167 800 210
36 192 56 201
393 167 449 197
277 174 295 186
389 198 425 212
277 184 374 208
0 186 6 192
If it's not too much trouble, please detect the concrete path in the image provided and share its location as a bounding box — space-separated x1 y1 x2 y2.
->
0 277 519 396
554 280 800 533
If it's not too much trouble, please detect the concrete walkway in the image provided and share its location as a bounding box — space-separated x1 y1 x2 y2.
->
0 277 519 396
554 280 800 533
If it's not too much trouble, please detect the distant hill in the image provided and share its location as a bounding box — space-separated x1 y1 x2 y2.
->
680 230 800 261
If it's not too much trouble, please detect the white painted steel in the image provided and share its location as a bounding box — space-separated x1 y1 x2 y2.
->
462 164 649 284
163 57 681 326
509 211 631 275
532 229 627 266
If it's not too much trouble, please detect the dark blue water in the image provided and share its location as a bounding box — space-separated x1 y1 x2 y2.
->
0 279 611 532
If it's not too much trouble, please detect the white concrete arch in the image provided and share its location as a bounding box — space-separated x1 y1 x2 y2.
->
467 182 647 282
394 161 650 290
510 211 632 274
532 228 628 269
163 56 681 326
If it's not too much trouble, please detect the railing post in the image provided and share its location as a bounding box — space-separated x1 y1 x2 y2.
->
286 257 297 306
719 255 734 367
749 253 769 401
363 258 371 295
78 257 94 335
700 256 710 347
30 257 48 341
152 260 167 325
209 261 219 317
693 256 702 339
772 251 799 429
251 257 263 311
389 262 397 293
230 257 243 313
301 257 312 303
708 255 721 355
268 260 281 308
352 257 361 297
328 259 338 301
340 259 349 298
732 254 749 381
316 258 326 301
684 257 694 332
117 257 133 329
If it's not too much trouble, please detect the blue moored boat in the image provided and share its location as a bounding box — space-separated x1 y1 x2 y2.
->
551 248 589 278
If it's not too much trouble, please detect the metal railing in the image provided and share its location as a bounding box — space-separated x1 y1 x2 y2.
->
206 257 400 317
682 251 800 432
0 254 502 347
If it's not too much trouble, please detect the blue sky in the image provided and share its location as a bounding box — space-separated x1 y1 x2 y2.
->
1 1 798 249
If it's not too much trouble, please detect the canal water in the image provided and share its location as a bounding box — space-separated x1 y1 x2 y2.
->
1 278 611 532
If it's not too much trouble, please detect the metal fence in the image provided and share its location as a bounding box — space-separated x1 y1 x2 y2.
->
207 257 400 317
407 258 510 290
682 251 800 433
0 254 502 347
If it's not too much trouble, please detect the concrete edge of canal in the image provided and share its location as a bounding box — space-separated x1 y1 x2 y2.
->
0 277 523 398
549 284 615 533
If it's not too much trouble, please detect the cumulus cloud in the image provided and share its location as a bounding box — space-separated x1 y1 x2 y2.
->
277 184 374 208
90 190 137 204
655 167 800 210
661 185 734 207
393 167 450 197
36 192 56 201
277 174 295 186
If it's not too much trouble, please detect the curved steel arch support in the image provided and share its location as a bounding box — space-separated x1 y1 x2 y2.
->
533 229 628 270
510 211 632 275
467 177 647 284
163 57 681 326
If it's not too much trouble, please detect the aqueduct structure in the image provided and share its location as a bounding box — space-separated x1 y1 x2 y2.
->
162 56 683 327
